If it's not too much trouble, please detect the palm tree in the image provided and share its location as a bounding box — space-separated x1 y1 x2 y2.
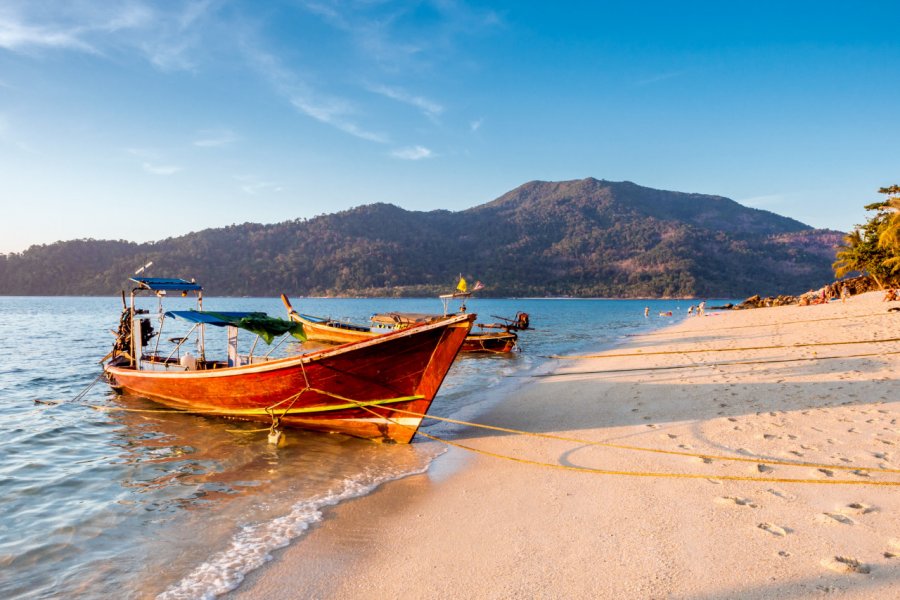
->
877 187 900 273
833 229 866 279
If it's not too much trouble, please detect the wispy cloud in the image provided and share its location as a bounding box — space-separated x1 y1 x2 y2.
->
234 175 283 195
0 1 216 71
391 145 433 160
0 18 96 53
470 118 483 132
142 162 182 175
291 95 387 143
193 128 237 147
635 71 685 86
368 83 443 119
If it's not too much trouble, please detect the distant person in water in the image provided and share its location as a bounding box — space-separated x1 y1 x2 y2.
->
687 305 695 316
644 306 649 318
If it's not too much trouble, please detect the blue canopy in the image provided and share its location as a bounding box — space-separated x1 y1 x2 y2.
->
165 310 306 344
164 310 263 325
131 277 203 292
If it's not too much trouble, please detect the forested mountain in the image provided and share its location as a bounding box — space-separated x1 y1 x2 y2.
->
0 178 843 298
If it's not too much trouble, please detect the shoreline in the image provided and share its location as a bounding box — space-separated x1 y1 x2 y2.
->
229 291 900 599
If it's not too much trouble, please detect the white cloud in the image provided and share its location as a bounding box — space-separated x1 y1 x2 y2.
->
368 83 443 119
391 145 433 160
241 182 283 195
291 95 387 143
142 162 182 175
0 1 214 72
0 18 96 53
470 118 483 132
193 128 237 147
635 71 685 86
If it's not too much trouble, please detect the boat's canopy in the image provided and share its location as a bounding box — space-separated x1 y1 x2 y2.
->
165 310 306 344
131 277 203 292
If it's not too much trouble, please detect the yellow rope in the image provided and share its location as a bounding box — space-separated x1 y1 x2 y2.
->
341 402 900 486
530 349 900 377
375 404 900 474
628 311 891 338
548 336 900 360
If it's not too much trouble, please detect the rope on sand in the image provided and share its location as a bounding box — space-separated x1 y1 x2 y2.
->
626 311 892 338
333 402 900 487
544 336 900 360
528 349 900 377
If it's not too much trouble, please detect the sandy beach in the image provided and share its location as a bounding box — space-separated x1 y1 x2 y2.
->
230 291 900 599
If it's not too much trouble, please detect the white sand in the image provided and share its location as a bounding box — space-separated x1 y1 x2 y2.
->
230 291 900 599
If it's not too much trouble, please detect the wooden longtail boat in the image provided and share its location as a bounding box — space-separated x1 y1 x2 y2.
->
103 277 474 443
283 282 530 355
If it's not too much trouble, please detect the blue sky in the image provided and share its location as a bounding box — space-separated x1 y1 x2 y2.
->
1 1 898 253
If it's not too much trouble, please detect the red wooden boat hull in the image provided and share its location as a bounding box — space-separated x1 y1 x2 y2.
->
105 314 474 443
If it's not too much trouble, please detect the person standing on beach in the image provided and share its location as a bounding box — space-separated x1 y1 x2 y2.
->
841 284 850 304
698 301 705 317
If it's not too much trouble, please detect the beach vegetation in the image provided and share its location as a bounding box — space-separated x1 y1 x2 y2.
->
833 185 900 287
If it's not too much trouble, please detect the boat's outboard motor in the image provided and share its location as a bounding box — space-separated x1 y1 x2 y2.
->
515 312 530 331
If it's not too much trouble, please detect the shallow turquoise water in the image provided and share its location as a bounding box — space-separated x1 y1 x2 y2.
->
0 295 710 599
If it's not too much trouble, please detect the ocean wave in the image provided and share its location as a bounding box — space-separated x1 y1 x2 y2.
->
156 465 429 600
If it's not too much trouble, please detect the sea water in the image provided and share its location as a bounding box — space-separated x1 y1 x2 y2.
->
0 296 714 599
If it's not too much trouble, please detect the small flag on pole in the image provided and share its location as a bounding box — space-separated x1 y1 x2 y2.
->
457 276 467 293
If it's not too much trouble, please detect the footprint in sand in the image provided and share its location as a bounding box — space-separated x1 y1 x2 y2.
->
844 503 877 515
758 522 789 537
727 417 738 422
666 433 678 439
818 468 835 478
788 450 804 457
715 496 759 508
763 434 779 440
757 464 774 474
822 556 871 574
821 512 855 525
767 488 796 501
885 539 900 559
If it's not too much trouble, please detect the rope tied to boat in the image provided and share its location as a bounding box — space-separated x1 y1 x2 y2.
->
544 335 900 360
336 400 900 487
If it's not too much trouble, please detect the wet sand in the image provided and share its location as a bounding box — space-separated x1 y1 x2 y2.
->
230 291 900 599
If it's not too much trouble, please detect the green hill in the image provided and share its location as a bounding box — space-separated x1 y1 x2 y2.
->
0 178 842 298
